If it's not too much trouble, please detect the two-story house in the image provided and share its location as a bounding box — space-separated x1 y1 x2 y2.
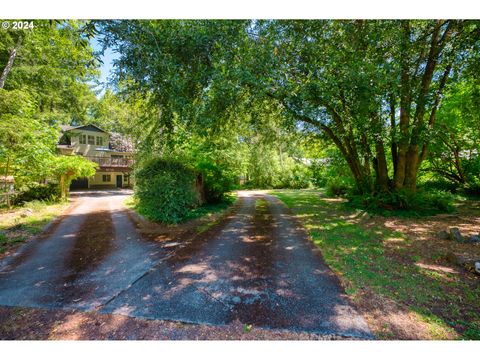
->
57 124 134 189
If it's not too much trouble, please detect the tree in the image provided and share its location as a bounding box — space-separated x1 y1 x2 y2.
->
248 20 480 194
425 77 480 193
99 20 480 199
0 20 100 205
0 20 99 124
49 155 97 200
0 89 60 207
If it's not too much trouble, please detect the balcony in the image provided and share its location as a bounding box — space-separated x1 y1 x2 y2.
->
85 156 134 168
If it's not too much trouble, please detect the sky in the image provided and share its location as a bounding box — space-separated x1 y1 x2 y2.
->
90 37 119 96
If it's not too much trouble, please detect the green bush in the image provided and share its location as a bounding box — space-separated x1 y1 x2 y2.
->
135 158 200 223
346 189 455 216
14 183 60 205
419 178 459 193
326 178 351 197
277 163 312 189
197 161 237 203
246 158 312 190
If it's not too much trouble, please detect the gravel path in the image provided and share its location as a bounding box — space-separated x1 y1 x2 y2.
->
0 190 372 339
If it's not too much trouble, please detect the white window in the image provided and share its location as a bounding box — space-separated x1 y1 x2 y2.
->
79 134 86 144
96 136 103 146
88 135 95 145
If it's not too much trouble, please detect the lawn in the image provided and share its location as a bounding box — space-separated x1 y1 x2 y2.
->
270 189 480 340
0 201 70 256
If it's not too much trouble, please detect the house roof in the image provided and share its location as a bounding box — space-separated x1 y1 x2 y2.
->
60 124 109 134
58 124 134 153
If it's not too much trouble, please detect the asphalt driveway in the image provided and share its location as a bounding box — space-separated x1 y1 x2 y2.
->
0 190 372 338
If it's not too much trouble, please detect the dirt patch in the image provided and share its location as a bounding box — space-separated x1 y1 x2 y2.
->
342 198 479 338
0 306 349 340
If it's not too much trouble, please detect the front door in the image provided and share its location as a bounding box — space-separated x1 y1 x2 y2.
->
116 174 123 188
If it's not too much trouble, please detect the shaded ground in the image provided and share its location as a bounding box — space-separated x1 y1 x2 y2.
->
0 189 371 339
272 189 480 340
0 307 348 340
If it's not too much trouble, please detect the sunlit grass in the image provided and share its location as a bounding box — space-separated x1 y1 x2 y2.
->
270 189 479 339
0 200 69 254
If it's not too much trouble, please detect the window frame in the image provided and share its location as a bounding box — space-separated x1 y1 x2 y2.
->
96 136 103 146
79 134 86 144
87 135 95 145
102 174 111 182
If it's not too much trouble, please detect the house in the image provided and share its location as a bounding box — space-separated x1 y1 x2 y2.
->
57 124 134 189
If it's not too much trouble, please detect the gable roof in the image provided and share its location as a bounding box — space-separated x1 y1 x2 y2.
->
60 124 109 134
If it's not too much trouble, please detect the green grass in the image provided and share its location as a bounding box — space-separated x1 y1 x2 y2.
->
270 188 480 339
0 200 69 254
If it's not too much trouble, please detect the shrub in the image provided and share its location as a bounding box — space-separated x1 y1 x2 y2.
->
346 189 455 216
326 178 351 197
135 158 200 223
14 183 60 205
197 161 237 203
419 178 459 193
277 163 312 189
462 174 480 197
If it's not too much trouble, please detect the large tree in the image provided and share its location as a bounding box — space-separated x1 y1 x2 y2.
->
251 20 480 194
99 20 480 195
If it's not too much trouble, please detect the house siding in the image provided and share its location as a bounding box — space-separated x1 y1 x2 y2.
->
58 124 134 190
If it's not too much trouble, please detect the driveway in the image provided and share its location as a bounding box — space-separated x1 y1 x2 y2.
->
0 190 372 338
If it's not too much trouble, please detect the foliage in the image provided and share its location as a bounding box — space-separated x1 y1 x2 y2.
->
99 20 480 201
0 20 100 206
425 77 480 195
134 158 200 224
346 189 455 216
197 160 237 203
0 20 98 123
185 192 237 223
13 183 60 205
0 89 59 206
326 178 351 197
49 155 97 200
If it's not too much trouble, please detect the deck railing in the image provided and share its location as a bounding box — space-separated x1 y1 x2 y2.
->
85 156 134 167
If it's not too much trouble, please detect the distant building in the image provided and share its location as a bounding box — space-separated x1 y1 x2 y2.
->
57 124 134 189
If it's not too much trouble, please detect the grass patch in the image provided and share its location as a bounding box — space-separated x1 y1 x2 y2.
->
0 200 69 255
270 188 479 339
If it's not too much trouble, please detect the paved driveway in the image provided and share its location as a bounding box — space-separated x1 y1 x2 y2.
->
0 190 372 338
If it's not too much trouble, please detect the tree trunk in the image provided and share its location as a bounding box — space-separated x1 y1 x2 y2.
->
59 175 66 201
374 140 389 192
389 94 398 177
394 21 412 190
0 35 22 89
404 144 420 192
